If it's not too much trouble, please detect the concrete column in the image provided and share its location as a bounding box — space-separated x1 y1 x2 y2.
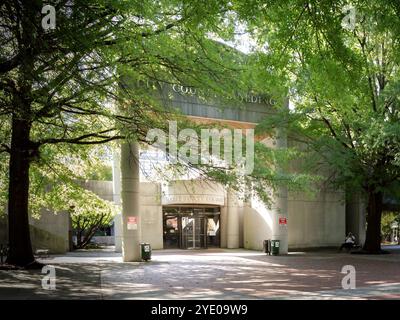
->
120 141 142 261
220 205 228 248
227 190 240 249
112 150 122 252
271 121 289 254
271 187 288 254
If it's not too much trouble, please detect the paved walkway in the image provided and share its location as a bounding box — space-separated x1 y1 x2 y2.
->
1 247 400 300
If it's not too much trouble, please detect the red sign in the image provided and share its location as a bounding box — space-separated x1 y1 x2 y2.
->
279 217 287 225
127 216 138 230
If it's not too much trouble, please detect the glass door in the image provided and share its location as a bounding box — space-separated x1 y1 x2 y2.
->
198 217 207 248
182 216 195 249
181 216 207 249
163 206 220 249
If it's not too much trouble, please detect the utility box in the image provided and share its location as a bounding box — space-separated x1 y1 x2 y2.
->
140 243 151 261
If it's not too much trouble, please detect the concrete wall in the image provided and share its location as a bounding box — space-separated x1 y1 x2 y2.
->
239 206 244 248
161 180 225 206
91 236 115 245
285 137 346 250
78 180 114 201
243 198 273 250
0 210 69 254
29 209 70 253
140 182 163 249
288 190 346 249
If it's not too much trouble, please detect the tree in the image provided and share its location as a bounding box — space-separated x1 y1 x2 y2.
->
69 193 115 250
234 0 400 253
0 0 246 267
381 212 397 242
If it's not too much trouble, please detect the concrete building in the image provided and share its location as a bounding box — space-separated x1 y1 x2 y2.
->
112 81 346 259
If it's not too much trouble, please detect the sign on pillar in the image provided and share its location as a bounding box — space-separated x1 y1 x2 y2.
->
127 216 138 230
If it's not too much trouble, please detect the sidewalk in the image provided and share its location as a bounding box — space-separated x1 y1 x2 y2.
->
1 247 399 300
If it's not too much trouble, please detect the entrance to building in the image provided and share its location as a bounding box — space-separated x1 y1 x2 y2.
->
163 206 220 249
181 216 206 249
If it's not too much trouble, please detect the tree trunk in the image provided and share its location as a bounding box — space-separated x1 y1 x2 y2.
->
6 117 35 267
75 219 103 249
76 228 83 248
363 190 383 253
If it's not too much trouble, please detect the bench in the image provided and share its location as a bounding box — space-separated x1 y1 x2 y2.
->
35 249 50 258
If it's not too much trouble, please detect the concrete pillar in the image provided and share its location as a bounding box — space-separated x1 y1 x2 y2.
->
271 186 288 254
120 141 142 261
271 110 289 254
112 150 122 252
220 205 228 248
227 190 240 249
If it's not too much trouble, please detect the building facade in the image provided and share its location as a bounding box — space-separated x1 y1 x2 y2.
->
112 82 346 257
0 82 347 255
112 178 345 252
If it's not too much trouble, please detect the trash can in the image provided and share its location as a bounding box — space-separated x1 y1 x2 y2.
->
263 240 271 255
140 243 151 261
271 240 280 256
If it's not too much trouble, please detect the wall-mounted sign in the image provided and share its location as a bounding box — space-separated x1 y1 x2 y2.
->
127 216 138 230
162 194 224 206
279 217 287 226
133 78 276 105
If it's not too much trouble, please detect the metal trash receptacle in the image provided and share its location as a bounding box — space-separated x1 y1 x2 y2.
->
140 243 151 261
263 240 271 255
271 240 280 255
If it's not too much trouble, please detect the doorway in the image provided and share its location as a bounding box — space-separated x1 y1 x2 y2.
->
181 216 207 249
163 206 220 249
